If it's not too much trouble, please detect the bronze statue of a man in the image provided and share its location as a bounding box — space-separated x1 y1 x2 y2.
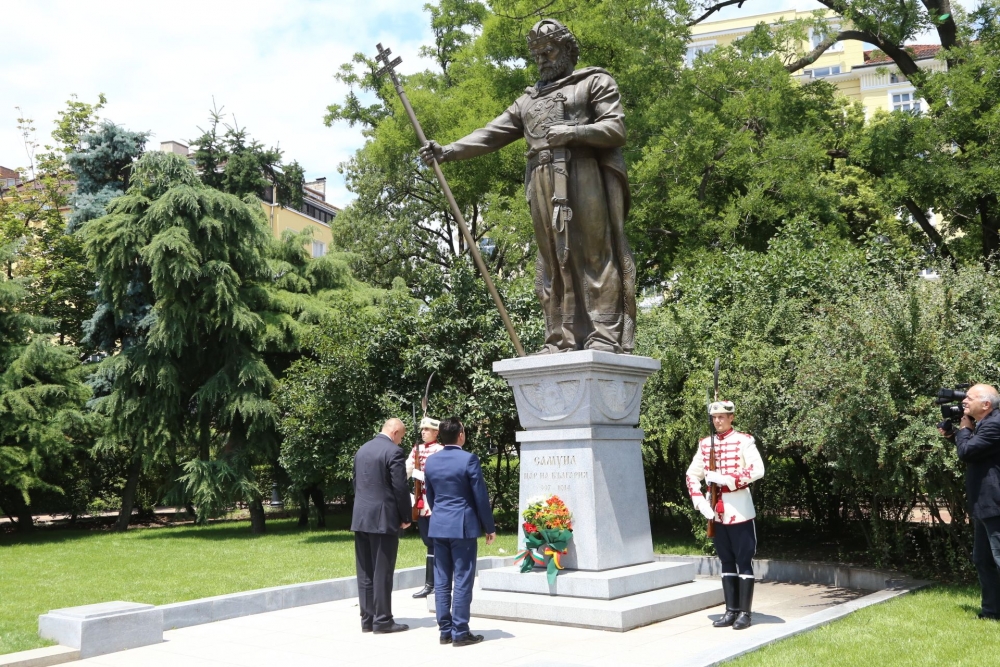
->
420 19 636 354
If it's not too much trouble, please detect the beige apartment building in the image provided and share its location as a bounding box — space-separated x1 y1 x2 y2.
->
159 141 339 258
688 9 943 117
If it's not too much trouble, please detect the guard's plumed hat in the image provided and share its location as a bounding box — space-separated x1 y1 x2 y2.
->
709 401 735 415
419 416 440 430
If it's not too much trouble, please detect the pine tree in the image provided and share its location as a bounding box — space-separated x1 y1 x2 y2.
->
0 241 93 531
83 151 277 532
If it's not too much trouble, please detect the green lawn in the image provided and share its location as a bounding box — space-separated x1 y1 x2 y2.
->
729 585 998 667
4 518 995 666
0 515 517 656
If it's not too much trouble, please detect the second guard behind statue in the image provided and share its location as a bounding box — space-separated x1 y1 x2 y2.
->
407 416 444 598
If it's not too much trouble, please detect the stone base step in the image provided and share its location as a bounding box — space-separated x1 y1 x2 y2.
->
469 578 723 632
479 561 696 600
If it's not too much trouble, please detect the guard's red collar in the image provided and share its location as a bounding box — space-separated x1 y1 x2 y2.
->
715 428 734 438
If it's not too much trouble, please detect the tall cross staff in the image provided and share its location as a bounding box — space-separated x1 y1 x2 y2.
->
374 43 526 357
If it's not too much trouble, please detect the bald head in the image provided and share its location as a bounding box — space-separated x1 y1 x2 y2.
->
381 418 407 445
964 384 1000 421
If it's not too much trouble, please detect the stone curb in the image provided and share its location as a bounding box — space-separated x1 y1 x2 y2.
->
0 646 80 667
655 555 922 591
160 555 513 630
673 583 929 667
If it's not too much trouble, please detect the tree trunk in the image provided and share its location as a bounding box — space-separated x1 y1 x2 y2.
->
114 456 142 532
309 486 326 528
2 490 36 532
249 498 266 534
298 489 310 527
980 195 1000 266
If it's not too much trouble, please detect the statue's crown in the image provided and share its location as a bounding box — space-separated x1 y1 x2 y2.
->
527 19 571 49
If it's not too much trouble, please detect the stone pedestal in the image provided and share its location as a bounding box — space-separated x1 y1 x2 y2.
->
467 351 722 631
496 350 660 570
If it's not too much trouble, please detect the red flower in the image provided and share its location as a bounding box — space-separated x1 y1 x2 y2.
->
523 522 539 534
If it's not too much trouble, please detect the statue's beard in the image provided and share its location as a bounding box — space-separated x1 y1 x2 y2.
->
538 51 574 83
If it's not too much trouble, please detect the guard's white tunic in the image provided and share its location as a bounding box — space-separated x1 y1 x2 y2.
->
686 429 765 525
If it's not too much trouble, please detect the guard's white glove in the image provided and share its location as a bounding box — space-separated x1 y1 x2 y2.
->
694 497 716 520
411 469 425 482
705 470 736 490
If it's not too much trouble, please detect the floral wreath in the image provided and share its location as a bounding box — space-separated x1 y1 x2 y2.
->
515 495 573 584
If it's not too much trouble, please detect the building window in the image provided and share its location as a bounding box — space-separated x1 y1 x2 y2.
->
889 72 906 84
298 201 336 224
804 65 841 78
891 91 921 113
811 24 843 52
685 42 715 67
311 241 327 258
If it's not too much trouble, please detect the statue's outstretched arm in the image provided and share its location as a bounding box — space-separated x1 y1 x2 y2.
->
441 103 524 162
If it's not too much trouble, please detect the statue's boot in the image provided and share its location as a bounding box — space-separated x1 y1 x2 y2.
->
713 574 740 627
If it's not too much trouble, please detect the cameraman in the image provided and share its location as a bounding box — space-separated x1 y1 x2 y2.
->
940 383 1000 620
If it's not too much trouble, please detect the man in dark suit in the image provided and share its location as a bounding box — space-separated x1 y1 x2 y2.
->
351 418 412 634
943 384 1000 619
424 417 496 647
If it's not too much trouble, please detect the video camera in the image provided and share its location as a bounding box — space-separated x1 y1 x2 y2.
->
936 384 970 435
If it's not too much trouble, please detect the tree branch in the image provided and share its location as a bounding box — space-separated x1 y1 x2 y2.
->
919 0 959 54
904 198 953 260
688 0 749 27
813 0 923 76
785 30 869 73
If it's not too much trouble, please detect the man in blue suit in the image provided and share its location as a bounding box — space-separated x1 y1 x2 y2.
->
424 417 496 647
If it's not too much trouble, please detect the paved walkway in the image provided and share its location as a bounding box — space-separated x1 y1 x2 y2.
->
76 580 864 667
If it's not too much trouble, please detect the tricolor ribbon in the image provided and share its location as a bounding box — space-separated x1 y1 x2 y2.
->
517 528 573 585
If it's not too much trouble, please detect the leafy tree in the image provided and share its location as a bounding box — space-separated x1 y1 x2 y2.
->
83 151 278 532
637 219 994 575
277 262 541 526
686 0 1000 263
255 227 387 525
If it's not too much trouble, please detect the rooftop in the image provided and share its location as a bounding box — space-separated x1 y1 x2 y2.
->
861 44 941 67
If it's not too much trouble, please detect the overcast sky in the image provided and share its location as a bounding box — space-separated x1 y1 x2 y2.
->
0 0 955 207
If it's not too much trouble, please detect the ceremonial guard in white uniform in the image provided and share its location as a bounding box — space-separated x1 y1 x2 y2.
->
686 400 765 629
407 416 445 598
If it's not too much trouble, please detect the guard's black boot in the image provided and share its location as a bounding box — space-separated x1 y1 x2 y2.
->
713 575 740 627
732 577 755 630
412 555 434 598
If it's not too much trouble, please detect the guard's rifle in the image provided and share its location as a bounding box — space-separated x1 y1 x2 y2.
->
373 43 525 357
411 373 435 523
706 358 720 538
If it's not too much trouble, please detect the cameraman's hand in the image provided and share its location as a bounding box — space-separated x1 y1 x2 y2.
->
961 415 976 431
694 497 715 521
